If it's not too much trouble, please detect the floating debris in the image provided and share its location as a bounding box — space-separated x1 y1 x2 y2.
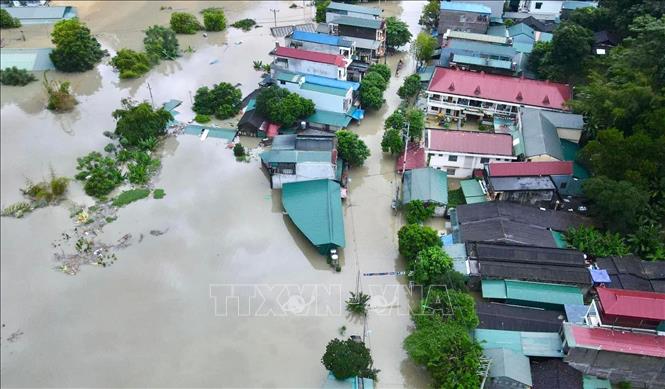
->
6 330 24 343
149 228 169 236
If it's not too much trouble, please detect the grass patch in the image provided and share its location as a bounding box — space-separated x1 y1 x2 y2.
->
194 114 211 123
231 18 256 31
447 188 466 208
105 216 117 223
112 188 150 207
153 188 166 199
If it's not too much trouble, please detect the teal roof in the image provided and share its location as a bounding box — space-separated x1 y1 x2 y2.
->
560 140 590 179
307 110 351 128
0 48 55 71
418 66 435 83
275 71 302 83
327 2 381 16
475 329 564 357
512 41 534 54
452 54 513 70
562 1 598 10
443 243 468 274
183 124 237 140
245 98 256 111
324 372 374 389
487 25 508 37
402 167 448 205
162 99 182 112
332 16 382 30
301 82 348 96
460 179 487 204
4 6 77 24
551 230 568 248
282 179 345 251
508 23 535 40
484 348 533 387
538 32 554 43
260 150 332 164
521 108 584 161
583 375 611 389
440 2 491 14
481 279 584 306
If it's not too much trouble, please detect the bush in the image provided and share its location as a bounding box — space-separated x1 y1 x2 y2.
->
233 143 246 157
411 246 453 286
0 9 21 28
21 173 69 204
422 289 479 330
202 8 226 31
565 226 630 257
446 188 466 207
381 127 404 155
43 74 77 112
75 151 124 198
170 12 201 34
405 200 435 224
112 188 151 207
127 151 160 185
111 49 152 79
367 64 391 83
153 188 166 199
321 338 378 380
255 85 315 127
144 25 179 62
231 18 256 31
0 67 37 86
336 130 370 167
398 224 441 261
1 202 32 218
193 82 242 119
194 114 211 123
113 99 172 148
398 74 421 100
50 19 105 72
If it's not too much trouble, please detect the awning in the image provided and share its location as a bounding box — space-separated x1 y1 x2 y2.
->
350 108 364 120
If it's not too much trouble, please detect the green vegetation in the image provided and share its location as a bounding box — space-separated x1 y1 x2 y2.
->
446 188 466 207
336 130 370 167
0 67 37 86
144 25 179 62
170 12 201 34
43 74 77 112
50 19 105 72
582 176 650 234
112 188 151 207
321 338 378 380
21 174 69 204
345 291 371 315
413 32 437 64
233 143 246 158
565 226 630 257
201 8 227 32
422 289 479 330
386 16 412 49
255 85 315 127
385 110 406 131
418 0 439 30
111 49 152 79
527 22 594 82
397 224 441 261
380 127 404 155
0 8 21 28
367 64 391 83
194 114 211 123
405 108 425 140
231 18 256 31
127 151 161 185
315 0 331 23
192 82 242 119
405 200 434 224
397 74 421 101
112 99 172 148
411 246 453 286
1 202 32 218
359 65 390 110
153 188 166 199
75 152 124 198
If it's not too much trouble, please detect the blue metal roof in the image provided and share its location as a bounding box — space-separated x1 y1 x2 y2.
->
440 2 491 14
304 73 360 91
291 31 352 47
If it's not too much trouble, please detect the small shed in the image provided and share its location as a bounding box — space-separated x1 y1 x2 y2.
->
484 348 533 389
460 179 487 204
402 167 448 216
0 48 55 71
482 279 584 309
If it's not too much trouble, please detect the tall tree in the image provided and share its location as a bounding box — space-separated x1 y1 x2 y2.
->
583 176 650 234
398 74 421 101
397 224 441 261
321 338 378 380
112 99 172 147
336 130 370 167
50 19 105 72
413 32 437 64
386 16 412 50
381 128 404 155
418 0 440 30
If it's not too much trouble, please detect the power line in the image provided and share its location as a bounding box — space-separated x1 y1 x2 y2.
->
269 8 280 27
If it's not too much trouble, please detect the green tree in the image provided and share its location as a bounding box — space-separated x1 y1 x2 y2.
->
315 0 332 23
336 130 370 167
0 67 36 86
144 25 179 62
111 49 152 79
255 86 315 127
362 71 388 91
112 99 173 148
413 32 437 64
406 108 425 140
547 22 595 81
386 16 412 50
381 128 404 155
567 7 613 31
202 8 227 31
412 246 452 286
233 143 246 157
193 82 242 119
527 41 552 79
405 200 435 224
367 64 391 83
170 12 202 34
321 338 378 380
627 222 665 261
422 289 479 329
418 0 439 30
565 226 630 257
398 224 441 261
583 176 650 234
359 85 384 110
0 8 21 28
50 19 105 72
384 110 406 130
397 74 421 100
404 316 482 388
75 152 124 198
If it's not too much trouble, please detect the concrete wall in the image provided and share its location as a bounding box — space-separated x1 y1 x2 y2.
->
520 0 564 15
279 81 352 114
427 151 513 178
272 57 346 80
438 10 490 34
285 39 354 61
556 128 582 143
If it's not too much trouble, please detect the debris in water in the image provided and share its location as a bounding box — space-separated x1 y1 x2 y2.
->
150 228 169 236
7 330 24 343
209 59 219 65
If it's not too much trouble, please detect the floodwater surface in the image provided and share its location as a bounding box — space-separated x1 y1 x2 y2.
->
0 1 429 387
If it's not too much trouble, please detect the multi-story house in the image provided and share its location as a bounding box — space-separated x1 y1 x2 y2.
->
327 16 386 60
273 70 359 115
270 44 349 80
285 31 355 61
325 1 381 23
438 2 491 35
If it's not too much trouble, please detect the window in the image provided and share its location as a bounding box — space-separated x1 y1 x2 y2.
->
535 2 543 9
279 80 286 85
448 155 458 162
459 15 466 23
446 168 456 175
480 157 490 164
560 182 568 189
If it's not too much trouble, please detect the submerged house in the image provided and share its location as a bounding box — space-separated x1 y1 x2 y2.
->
285 30 355 61
326 16 386 61
3 5 76 24
273 71 361 117
270 45 350 81
282 179 345 255
401 167 449 216
438 2 491 35
325 1 382 24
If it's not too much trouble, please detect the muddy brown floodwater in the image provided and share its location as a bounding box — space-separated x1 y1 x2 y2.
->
0 1 430 387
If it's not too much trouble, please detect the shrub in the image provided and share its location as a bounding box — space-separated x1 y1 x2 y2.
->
112 99 172 148
104 143 117 153
50 19 105 72
170 12 201 34
422 289 479 330
405 200 435 224
193 82 242 119
111 49 152 79
411 246 453 286
398 223 441 261
0 67 37 86
21 173 69 204
336 130 370 167
153 188 166 199
231 18 256 31
255 85 315 127
112 188 151 207
233 143 246 157
75 151 124 198
0 8 21 28
345 291 371 315
1 202 32 218
127 151 160 185
447 188 466 207
144 25 179 62
202 8 226 31
565 226 630 257
194 114 211 123
321 338 378 380
43 74 77 112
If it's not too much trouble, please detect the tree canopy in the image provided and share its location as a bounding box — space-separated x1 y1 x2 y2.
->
193 82 242 119
112 99 172 148
398 224 441 261
411 246 453 286
359 66 390 110
50 19 105 72
528 22 594 82
321 338 378 380
315 0 331 23
565 226 630 257
398 74 421 100
381 127 404 155
202 8 227 31
170 12 202 34
405 108 425 140
386 16 412 49
336 130 370 167
111 49 152 79
144 25 180 62
418 0 439 30
255 86 315 127
405 200 435 224
0 8 21 28
422 289 479 330
413 32 437 63
583 176 650 234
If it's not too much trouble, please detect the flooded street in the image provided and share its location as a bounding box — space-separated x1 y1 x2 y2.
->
0 1 429 387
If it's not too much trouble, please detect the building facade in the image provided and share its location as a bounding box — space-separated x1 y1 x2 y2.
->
438 2 491 35
271 45 349 80
274 71 358 115
285 31 355 61
325 1 381 23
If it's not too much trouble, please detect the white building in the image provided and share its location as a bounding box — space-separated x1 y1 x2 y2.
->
325 1 381 23
271 45 349 81
285 30 355 61
426 129 516 178
273 71 358 115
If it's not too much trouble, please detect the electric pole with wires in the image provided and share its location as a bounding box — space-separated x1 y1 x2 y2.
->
270 8 280 27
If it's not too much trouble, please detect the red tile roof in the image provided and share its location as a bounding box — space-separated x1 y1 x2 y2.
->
488 161 574 177
274 46 346 67
397 143 426 173
570 324 665 357
266 123 281 138
428 130 514 156
596 287 665 322
428 68 572 109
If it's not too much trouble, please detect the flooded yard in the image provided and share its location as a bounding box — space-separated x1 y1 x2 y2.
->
0 1 429 387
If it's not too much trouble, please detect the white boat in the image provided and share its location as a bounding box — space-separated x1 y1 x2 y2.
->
200 129 209 141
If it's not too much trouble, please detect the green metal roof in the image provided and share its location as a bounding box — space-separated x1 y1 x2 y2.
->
583 375 611 389
460 179 487 204
275 71 302 83
560 140 590 179
0 48 55 71
260 150 332 164
481 279 584 306
327 2 381 16
301 82 348 96
307 110 351 128
402 167 448 205
282 179 345 252
551 230 568 248
332 15 382 30
484 348 533 387
452 54 513 70
475 329 564 357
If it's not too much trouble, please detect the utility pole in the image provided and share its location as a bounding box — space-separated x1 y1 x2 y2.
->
401 122 410 174
270 8 279 27
147 82 154 108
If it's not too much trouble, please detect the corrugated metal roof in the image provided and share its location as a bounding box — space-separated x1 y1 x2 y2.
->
460 179 487 203
484 348 533 387
402 167 448 205
327 1 381 16
274 46 346 67
596 287 665 321
443 243 468 274
307 110 351 128
304 73 360 91
282 179 345 251
521 108 584 160
469 241 587 267
487 25 508 37
448 39 518 58
0 48 55 71
440 2 491 14
482 279 583 306
260 150 332 164
508 23 536 39
301 82 348 96
445 30 508 44
489 176 556 191
271 134 297 150
291 30 353 47
331 15 382 30
560 140 590 179
477 301 565 332
564 304 589 324
427 129 514 156
452 54 513 70
512 41 535 54
488 161 573 177
340 35 381 50
564 322 665 358
4 6 76 24
474 329 564 357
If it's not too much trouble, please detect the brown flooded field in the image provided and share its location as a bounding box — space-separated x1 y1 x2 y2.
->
0 1 430 387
